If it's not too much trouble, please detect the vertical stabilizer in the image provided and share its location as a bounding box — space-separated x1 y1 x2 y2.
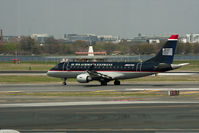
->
145 35 178 64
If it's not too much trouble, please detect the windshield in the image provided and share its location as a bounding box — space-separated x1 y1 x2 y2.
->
50 63 64 70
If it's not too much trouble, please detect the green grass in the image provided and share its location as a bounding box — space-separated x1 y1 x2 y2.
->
173 60 199 71
0 91 162 97
0 60 198 71
0 75 62 83
0 62 56 71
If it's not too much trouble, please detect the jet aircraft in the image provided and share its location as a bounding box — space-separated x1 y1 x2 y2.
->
47 35 188 85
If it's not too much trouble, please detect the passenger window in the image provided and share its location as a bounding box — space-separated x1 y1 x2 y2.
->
113 66 116 70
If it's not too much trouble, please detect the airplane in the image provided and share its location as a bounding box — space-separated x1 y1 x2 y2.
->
47 34 189 86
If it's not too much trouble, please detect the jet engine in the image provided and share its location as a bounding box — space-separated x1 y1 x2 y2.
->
77 73 92 83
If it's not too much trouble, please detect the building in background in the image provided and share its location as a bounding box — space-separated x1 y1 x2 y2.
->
0 29 20 42
63 34 98 43
3 36 21 42
131 34 167 44
181 34 199 43
97 35 120 43
147 38 160 44
63 34 120 44
31 34 50 44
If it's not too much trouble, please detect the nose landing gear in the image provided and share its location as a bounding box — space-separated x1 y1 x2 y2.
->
63 78 67 85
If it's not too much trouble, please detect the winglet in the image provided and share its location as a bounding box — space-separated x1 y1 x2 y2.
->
168 35 179 41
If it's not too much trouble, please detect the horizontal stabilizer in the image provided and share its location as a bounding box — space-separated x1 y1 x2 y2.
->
171 63 189 69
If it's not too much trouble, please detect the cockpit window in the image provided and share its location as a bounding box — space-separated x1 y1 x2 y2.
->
51 63 64 70
53 64 59 70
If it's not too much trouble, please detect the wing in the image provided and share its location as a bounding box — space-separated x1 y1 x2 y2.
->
87 70 112 81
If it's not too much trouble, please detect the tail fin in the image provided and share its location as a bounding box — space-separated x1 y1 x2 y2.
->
145 35 178 64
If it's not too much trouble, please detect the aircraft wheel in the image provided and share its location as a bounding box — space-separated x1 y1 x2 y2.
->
114 80 120 85
63 78 67 85
101 81 107 86
63 82 67 85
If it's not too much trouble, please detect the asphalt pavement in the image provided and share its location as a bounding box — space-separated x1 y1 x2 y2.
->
0 82 199 92
1 103 199 132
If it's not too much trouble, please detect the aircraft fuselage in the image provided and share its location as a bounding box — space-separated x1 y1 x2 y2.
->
47 61 172 79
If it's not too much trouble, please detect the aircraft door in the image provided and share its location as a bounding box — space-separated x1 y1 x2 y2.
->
63 62 66 71
63 62 69 71
136 62 142 71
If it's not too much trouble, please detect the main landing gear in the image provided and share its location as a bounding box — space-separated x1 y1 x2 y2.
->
100 81 108 86
114 80 120 85
62 78 67 85
100 80 121 86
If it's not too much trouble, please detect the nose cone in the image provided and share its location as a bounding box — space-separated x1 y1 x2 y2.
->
47 70 53 77
47 70 61 78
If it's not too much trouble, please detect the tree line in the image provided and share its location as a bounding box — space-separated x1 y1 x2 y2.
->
0 36 199 56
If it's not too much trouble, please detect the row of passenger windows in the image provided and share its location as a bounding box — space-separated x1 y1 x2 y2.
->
66 65 134 70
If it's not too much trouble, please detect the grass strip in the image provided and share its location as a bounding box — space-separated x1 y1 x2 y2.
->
0 91 162 97
0 62 55 71
0 60 199 71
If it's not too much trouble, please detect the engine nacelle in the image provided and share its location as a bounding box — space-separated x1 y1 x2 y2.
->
76 74 92 83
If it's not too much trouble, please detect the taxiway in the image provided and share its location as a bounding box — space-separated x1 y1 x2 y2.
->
0 82 199 92
1 103 199 131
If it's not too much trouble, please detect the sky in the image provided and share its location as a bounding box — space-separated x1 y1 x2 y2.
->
0 0 199 38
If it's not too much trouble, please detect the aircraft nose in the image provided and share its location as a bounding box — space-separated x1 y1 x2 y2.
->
47 70 52 77
47 70 58 78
